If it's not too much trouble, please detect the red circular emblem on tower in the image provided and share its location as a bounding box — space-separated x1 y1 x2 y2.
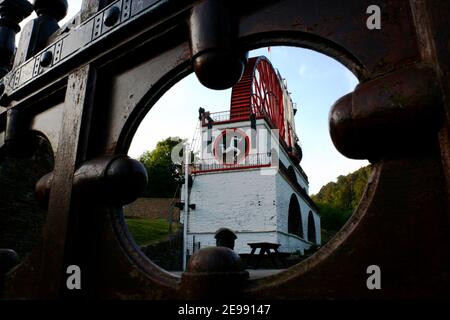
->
213 129 250 165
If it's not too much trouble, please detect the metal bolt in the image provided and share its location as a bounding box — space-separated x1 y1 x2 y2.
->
0 249 19 275
104 6 121 27
180 247 249 299
40 51 53 68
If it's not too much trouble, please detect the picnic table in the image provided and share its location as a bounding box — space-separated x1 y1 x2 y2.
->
246 242 287 269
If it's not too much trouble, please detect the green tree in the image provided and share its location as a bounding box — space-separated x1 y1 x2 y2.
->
139 137 184 198
312 165 371 234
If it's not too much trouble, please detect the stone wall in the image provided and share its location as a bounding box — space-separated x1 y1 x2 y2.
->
183 156 320 255
123 198 180 220
276 173 321 253
184 167 278 254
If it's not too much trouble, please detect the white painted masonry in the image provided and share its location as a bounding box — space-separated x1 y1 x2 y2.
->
181 149 320 255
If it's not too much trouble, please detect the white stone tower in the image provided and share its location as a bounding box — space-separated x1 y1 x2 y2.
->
181 56 320 258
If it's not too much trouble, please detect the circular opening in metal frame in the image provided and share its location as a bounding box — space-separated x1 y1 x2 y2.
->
122 46 369 280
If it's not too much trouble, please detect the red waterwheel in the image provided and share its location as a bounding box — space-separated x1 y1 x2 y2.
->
230 56 286 142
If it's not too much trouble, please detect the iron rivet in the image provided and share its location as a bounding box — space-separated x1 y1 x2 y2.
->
40 51 53 67
104 6 121 27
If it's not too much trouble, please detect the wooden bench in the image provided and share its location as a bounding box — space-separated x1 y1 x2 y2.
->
246 242 287 269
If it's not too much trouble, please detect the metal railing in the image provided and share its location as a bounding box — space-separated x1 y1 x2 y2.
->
208 110 250 123
287 122 299 145
192 152 272 173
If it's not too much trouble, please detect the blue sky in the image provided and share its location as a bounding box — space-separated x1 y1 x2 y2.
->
19 1 368 194
129 46 368 194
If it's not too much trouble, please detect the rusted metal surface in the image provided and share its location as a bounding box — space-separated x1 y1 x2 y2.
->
189 0 247 89
35 155 148 207
246 156 450 299
13 0 68 68
0 0 33 77
180 247 249 299
0 0 448 299
329 64 442 160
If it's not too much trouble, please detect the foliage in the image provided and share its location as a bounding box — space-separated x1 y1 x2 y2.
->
312 165 371 233
138 137 184 198
125 217 179 246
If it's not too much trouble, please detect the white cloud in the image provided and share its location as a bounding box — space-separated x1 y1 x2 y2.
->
299 65 306 76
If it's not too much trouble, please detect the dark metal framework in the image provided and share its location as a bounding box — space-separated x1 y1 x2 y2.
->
0 0 448 299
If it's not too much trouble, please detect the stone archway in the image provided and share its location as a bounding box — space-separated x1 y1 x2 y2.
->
307 211 317 244
288 194 303 238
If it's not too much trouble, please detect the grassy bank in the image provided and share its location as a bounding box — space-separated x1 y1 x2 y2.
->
125 217 179 246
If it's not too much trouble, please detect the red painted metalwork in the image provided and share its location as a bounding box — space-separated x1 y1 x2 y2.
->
230 56 291 148
212 128 250 165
